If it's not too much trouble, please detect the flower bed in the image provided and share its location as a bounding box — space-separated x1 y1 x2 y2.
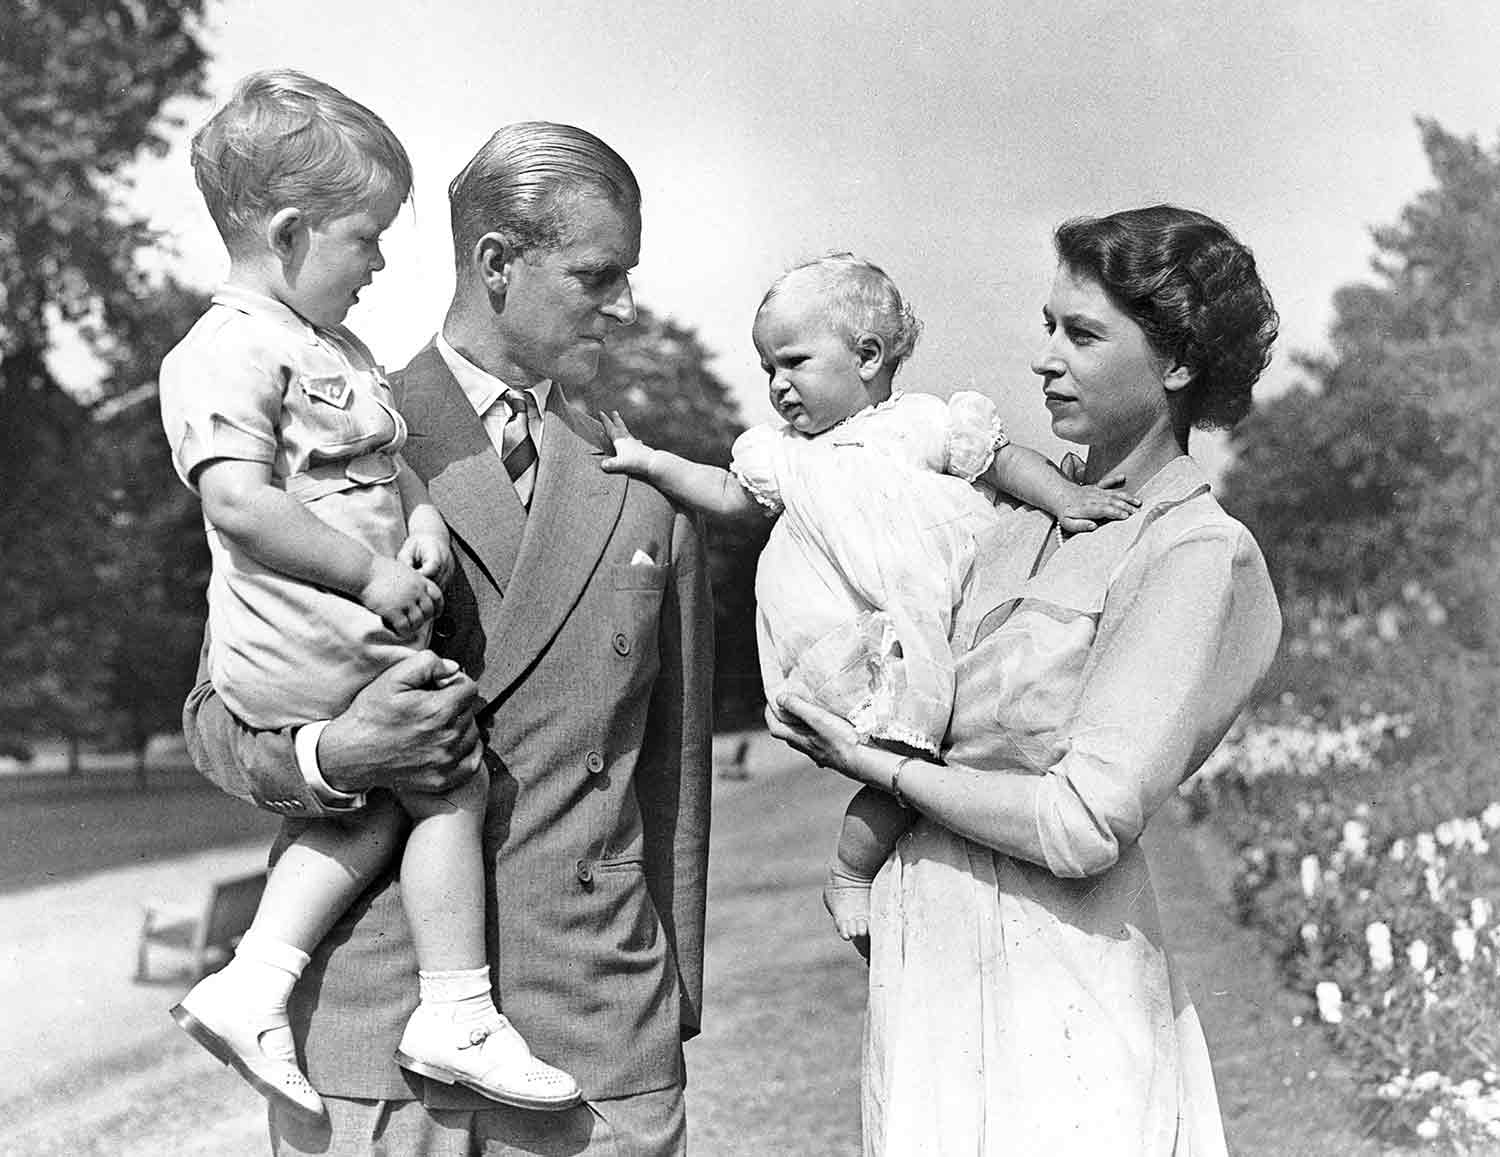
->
1189 591 1500 1151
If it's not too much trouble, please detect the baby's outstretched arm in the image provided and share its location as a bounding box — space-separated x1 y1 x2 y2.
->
600 411 764 522
983 443 1139 533
197 458 441 639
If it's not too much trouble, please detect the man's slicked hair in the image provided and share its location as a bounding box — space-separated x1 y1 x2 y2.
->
447 122 640 270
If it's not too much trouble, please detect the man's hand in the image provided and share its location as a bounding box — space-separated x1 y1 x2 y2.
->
598 410 657 477
359 555 443 638
317 651 482 796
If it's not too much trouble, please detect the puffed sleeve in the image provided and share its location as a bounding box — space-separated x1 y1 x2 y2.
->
1031 524 1282 876
728 423 787 515
158 320 283 490
944 391 1009 482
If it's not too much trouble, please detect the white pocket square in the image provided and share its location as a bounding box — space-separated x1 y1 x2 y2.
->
630 549 656 566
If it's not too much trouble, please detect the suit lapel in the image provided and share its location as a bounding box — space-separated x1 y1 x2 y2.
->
394 345 526 594
475 388 625 705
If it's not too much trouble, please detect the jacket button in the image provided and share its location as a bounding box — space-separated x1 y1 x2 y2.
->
433 613 455 640
612 631 631 656
576 859 594 888
585 751 605 775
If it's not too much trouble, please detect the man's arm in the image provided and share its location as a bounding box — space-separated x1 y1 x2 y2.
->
635 508 715 1039
183 638 483 816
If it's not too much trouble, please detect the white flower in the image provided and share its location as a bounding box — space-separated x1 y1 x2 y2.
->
1416 833 1438 864
1341 819 1369 860
1454 922 1478 965
1482 802 1500 832
1366 922 1394 972
1425 866 1445 903
1473 897 1493 930
1408 939 1429 973
1413 1070 1444 1093
1390 838 1408 862
1416 1119 1440 1141
1315 981 1343 1024
1300 854 1320 899
1300 922 1320 945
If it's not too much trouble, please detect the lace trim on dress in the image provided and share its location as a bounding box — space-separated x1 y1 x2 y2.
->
945 391 1009 482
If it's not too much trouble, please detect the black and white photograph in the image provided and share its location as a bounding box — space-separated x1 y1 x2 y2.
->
2 1 1498 1153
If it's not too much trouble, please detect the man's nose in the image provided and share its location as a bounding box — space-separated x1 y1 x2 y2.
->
371 245 386 273
602 277 636 325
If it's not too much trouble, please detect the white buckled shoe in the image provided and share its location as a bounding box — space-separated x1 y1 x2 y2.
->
395 1007 581 1111
170 971 324 1121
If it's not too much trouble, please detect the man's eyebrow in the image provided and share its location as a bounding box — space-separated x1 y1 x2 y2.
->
1057 309 1110 330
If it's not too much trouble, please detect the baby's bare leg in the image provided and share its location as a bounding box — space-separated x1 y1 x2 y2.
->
824 785 915 958
397 764 490 969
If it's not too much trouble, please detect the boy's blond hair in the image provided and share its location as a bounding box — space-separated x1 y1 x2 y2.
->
191 69 412 248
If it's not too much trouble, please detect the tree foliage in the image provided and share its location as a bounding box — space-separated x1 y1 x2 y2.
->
0 0 209 750
1222 118 1500 649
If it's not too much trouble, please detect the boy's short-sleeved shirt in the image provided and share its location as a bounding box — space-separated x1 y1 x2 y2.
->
159 285 421 729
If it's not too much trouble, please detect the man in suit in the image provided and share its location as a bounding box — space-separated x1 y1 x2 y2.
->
183 122 715 1155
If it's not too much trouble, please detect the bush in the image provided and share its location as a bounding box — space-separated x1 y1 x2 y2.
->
1191 589 1500 1150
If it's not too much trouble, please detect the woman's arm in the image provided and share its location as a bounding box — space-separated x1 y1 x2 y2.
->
197 458 440 637
772 526 1281 876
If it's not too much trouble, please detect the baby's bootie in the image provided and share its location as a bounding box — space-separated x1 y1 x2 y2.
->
395 1004 581 1111
171 965 324 1120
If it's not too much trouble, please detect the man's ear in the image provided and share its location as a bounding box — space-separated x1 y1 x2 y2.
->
475 232 514 297
854 333 887 382
1163 362 1194 393
266 208 305 262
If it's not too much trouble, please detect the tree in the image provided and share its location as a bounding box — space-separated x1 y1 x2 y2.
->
0 0 208 751
1222 117 1500 644
567 307 770 725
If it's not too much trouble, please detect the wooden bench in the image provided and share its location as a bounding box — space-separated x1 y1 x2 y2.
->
135 870 267 982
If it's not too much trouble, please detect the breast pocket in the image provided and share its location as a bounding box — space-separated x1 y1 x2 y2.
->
610 563 668 667
295 372 364 448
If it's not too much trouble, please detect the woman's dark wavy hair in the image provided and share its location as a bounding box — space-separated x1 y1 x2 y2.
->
1053 205 1279 430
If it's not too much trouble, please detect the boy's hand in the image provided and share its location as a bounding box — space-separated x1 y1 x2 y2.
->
398 530 453 587
359 555 443 638
599 410 656 477
1057 475 1140 534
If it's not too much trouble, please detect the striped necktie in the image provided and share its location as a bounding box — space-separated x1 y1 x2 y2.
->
501 389 539 508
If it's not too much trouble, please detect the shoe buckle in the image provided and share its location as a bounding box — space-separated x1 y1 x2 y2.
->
460 1026 492 1050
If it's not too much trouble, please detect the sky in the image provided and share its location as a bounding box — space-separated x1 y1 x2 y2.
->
120 0 1500 467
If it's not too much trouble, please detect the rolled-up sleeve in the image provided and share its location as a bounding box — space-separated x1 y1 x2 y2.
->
1034 526 1281 876
159 322 282 490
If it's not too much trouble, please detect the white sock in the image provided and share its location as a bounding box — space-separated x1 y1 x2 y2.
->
418 966 501 1032
218 934 310 1065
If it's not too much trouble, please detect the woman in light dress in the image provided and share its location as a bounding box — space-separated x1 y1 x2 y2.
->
770 205 1283 1156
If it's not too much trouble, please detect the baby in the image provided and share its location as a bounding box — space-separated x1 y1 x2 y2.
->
602 253 1136 950
158 70 577 1119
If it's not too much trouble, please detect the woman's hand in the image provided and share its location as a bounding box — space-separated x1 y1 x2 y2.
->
765 693 873 783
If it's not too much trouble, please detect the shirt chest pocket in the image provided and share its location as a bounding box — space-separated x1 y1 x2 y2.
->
291 368 399 456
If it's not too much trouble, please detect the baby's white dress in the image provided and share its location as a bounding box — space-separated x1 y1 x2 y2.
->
731 390 1006 754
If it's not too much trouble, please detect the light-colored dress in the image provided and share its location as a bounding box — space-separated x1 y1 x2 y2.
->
732 390 1007 754
159 285 420 729
864 456 1281 1156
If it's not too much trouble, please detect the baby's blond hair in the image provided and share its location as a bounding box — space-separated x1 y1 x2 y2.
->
759 253 923 373
191 69 412 248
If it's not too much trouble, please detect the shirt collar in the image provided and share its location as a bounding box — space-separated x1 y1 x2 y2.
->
210 285 322 345
434 333 552 418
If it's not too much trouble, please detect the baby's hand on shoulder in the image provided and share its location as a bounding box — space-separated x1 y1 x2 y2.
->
1057 473 1140 534
599 410 656 477
361 555 443 639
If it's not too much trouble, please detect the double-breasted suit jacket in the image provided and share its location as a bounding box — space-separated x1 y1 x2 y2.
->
183 341 715 1106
